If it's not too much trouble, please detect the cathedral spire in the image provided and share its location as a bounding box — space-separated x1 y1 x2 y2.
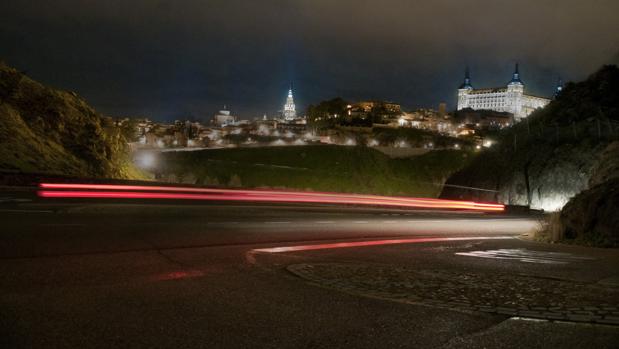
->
283 83 296 120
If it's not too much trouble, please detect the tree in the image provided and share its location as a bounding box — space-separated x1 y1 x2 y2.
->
307 97 349 128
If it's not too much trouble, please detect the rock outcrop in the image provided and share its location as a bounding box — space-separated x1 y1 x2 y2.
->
559 178 619 246
558 141 619 246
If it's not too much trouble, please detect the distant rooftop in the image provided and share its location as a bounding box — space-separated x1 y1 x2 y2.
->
468 87 507 94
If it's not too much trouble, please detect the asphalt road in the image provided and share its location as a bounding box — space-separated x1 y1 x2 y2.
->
1 199 618 348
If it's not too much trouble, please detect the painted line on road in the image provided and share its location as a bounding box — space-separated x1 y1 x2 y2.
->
251 236 515 253
456 249 596 265
315 221 335 224
353 221 369 224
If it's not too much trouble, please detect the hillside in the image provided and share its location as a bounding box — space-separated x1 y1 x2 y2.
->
557 141 619 246
156 145 472 197
0 62 141 178
440 65 619 211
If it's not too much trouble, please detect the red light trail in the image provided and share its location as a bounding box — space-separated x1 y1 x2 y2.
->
37 183 505 212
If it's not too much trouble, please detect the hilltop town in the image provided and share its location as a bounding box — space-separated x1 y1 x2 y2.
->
124 64 560 158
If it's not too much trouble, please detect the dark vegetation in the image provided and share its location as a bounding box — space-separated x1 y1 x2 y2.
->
306 97 401 128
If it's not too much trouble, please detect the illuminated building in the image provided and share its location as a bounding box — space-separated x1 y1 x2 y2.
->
457 64 550 121
438 102 447 117
354 101 401 114
283 84 297 120
213 106 236 126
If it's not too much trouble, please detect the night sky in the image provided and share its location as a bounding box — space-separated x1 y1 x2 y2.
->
2 0 618 122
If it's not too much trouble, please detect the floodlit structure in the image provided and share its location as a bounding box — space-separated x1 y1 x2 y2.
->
213 106 236 126
283 85 297 120
457 64 550 121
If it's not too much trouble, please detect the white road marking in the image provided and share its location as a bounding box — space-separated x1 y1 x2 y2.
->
456 248 595 265
353 221 369 224
252 236 515 253
315 221 335 224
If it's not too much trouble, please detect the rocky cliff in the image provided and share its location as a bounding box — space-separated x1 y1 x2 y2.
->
0 62 141 178
440 65 619 211
558 141 619 246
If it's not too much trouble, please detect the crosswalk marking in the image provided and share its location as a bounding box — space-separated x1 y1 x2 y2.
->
456 248 595 264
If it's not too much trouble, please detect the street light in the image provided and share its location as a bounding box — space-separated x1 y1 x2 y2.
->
137 152 156 169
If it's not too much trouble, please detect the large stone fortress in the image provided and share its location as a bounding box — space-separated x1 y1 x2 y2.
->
457 64 550 121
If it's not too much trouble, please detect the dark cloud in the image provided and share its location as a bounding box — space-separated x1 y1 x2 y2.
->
1 0 618 121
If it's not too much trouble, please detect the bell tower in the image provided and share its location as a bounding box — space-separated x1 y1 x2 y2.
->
457 67 473 110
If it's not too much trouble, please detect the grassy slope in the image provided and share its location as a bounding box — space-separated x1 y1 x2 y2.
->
0 103 87 174
160 145 472 197
0 62 143 179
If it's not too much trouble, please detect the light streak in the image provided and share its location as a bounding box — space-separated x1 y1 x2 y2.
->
38 183 505 211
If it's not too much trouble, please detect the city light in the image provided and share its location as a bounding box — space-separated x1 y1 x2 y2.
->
137 152 156 168
3 1 615 345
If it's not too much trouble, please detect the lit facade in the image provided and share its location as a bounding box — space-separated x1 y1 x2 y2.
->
457 64 550 120
283 86 296 120
354 101 401 113
213 106 236 126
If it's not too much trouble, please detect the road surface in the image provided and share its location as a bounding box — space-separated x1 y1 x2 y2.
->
1 198 618 348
